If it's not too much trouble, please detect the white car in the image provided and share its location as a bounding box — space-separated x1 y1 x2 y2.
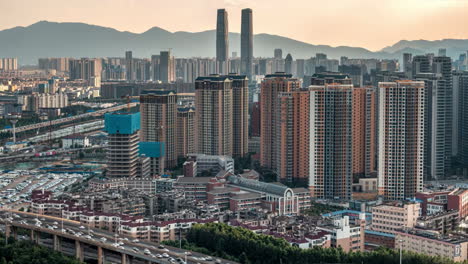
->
100 237 107 242
144 248 151 255
162 253 169 258
132 239 139 243
156 254 163 258
79 226 85 229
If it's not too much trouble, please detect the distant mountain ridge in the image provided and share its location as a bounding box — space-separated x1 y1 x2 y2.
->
0 21 466 65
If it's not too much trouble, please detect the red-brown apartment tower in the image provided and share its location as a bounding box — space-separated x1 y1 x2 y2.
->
309 83 353 200
260 73 300 169
352 87 376 178
275 90 310 185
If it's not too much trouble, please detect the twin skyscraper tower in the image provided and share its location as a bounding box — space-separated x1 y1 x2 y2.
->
216 8 253 79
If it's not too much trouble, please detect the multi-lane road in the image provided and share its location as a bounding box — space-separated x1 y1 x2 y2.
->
0 210 235 264
0 103 138 134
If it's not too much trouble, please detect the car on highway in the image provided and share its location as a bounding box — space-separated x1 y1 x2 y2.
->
132 239 139 243
144 248 151 255
162 253 169 258
132 247 139 252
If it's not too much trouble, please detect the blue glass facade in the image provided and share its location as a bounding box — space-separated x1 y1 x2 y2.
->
104 112 140 134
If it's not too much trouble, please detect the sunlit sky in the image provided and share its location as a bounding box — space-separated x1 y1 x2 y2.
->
1 0 468 51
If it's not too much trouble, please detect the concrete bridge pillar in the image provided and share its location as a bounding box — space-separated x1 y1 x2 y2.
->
11 226 17 240
53 234 61 251
5 224 11 238
121 253 129 264
75 240 84 262
97 246 104 264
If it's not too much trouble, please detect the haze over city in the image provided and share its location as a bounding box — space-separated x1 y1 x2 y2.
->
2 0 468 50
2 2 468 264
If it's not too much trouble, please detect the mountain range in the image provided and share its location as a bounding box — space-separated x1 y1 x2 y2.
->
0 21 467 65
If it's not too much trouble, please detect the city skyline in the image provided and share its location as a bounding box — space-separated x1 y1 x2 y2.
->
2 0 468 51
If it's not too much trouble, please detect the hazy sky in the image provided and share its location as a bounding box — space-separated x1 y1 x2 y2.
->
1 0 468 51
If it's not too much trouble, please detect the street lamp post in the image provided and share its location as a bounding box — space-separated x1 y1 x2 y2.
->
399 239 403 264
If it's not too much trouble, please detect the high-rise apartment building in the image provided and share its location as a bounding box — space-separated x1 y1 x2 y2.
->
151 55 160 81
455 72 468 165
195 75 233 156
104 112 141 178
68 58 102 83
403 53 413 79
140 90 178 173
275 89 310 185
378 81 425 200
260 73 300 169
38 58 70 72
240 8 253 79
413 55 452 180
0 58 18 71
176 107 195 158
453 72 468 160
125 51 134 81
352 87 376 177
309 84 353 200
159 51 175 83
216 9 229 74
230 74 249 157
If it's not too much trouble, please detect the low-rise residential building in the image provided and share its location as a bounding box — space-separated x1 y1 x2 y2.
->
395 228 468 262
184 154 234 176
448 188 468 219
61 134 90 148
318 215 365 252
371 201 420 234
416 210 460 235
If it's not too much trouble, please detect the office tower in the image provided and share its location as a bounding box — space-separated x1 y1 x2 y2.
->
260 73 300 169
352 87 376 177
139 90 177 174
403 53 413 79
285 54 293 75
104 112 141 178
195 75 233 156
456 72 468 165
241 8 253 79
412 55 431 76
151 55 160 81
309 84 353 200
216 9 229 74
296 59 305 79
276 90 310 185
338 65 364 87
230 74 249 157
177 107 195 158
274 49 283 59
125 51 134 81
68 58 102 83
159 51 175 83
378 81 425 200
134 59 151 81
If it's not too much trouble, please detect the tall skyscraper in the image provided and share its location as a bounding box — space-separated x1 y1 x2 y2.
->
216 9 229 74
230 74 249 157
309 84 353 200
275 89 310 185
140 90 178 174
195 75 233 156
159 50 175 83
260 73 300 169
104 112 141 178
352 87 376 177
285 54 293 74
125 51 133 81
378 81 425 200
240 8 253 79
